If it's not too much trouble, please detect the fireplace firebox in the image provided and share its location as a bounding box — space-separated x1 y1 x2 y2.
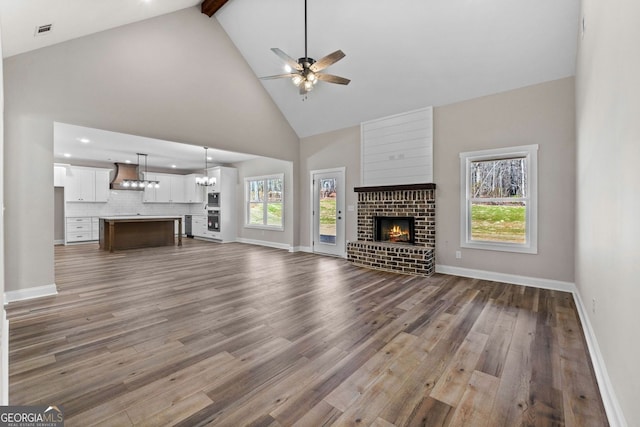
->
374 216 415 244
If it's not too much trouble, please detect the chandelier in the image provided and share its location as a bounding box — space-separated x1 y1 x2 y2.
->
195 147 216 187
122 153 159 188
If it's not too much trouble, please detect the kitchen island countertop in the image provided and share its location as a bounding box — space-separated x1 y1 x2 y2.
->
99 215 183 221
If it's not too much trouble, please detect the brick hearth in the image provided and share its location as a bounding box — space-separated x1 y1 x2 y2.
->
347 183 435 276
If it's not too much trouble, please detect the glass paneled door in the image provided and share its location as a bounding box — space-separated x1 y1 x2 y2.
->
312 168 345 257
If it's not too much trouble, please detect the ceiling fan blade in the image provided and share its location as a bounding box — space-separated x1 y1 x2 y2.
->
271 48 303 71
260 73 297 80
309 50 345 72
317 73 351 85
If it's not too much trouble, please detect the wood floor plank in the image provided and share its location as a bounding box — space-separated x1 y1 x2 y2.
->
132 392 213 427
6 240 609 426
429 331 489 407
291 400 343 427
324 332 416 411
474 304 517 378
447 370 500 427
404 397 454 427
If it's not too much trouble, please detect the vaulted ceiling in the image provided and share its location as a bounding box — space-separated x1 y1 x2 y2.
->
0 0 580 138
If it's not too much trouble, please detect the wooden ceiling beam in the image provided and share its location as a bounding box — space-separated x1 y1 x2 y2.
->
201 0 229 17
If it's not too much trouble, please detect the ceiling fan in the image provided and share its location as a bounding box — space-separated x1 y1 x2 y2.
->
260 0 350 95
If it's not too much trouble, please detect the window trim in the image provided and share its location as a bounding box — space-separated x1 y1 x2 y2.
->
459 145 538 254
244 173 285 231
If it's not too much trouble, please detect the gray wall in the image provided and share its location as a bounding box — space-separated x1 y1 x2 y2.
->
299 126 361 249
435 77 576 282
575 0 640 423
232 157 295 248
3 7 299 292
298 78 575 284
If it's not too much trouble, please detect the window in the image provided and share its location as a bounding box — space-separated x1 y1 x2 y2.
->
245 174 284 230
460 145 538 253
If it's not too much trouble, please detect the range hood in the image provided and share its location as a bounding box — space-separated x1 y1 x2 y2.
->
110 163 144 191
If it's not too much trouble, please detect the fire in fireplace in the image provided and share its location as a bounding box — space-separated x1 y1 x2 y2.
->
374 216 415 244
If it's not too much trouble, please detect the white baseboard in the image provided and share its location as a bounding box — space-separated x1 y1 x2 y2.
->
4 284 58 304
54 239 65 245
436 264 625 426
572 290 627 427
292 246 312 253
235 237 291 251
435 264 576 293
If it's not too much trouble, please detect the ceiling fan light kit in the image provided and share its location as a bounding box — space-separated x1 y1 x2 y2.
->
260 0 350 96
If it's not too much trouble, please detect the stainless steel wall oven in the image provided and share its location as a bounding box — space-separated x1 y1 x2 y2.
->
207 210 220 232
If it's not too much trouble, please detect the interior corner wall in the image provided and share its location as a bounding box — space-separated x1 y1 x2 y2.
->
575 0 640 424
434 77 576 283
232 157 295 248
299 125 361 250
2 6 299 293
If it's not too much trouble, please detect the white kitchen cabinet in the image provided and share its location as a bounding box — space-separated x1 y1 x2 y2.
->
54 165 67 187
183 174 205 203
142 173 157 202
217 166 238 242
66 166 110 202
143 173 186 203
169 175 185 203
155 174 172 202
66 216 102 243
94 170 110 202
194 166 237 242
66 217 93 243
91 217 100 241
192 215 207 237
143 173 171 202
66 169 94 201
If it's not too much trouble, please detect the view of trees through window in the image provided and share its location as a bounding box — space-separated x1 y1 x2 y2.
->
247 176 283 228
470 157 527 243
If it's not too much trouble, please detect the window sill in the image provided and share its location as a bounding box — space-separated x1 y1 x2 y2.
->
461 240 537 254
244 225 284 232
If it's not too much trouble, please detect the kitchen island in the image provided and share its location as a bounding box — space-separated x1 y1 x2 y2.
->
99 216 182 252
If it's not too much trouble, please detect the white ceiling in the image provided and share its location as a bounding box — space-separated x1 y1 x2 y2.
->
54 122 258 171
215 0 580 137
1 0 580 139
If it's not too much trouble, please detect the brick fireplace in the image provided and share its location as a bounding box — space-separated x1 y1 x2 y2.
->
347 183 435 276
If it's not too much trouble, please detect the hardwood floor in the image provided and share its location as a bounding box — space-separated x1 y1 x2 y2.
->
7 239 608 426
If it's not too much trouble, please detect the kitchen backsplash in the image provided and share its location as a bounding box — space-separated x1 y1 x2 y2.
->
65 190 206 217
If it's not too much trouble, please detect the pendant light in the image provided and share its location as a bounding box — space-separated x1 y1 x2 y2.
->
195 147 216 187
122 153 159 188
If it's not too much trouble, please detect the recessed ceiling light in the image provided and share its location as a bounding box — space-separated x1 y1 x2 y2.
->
207 156 213 161
78 138 90 143
171 165 177 168
63 153 71 158
125 160 131 164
